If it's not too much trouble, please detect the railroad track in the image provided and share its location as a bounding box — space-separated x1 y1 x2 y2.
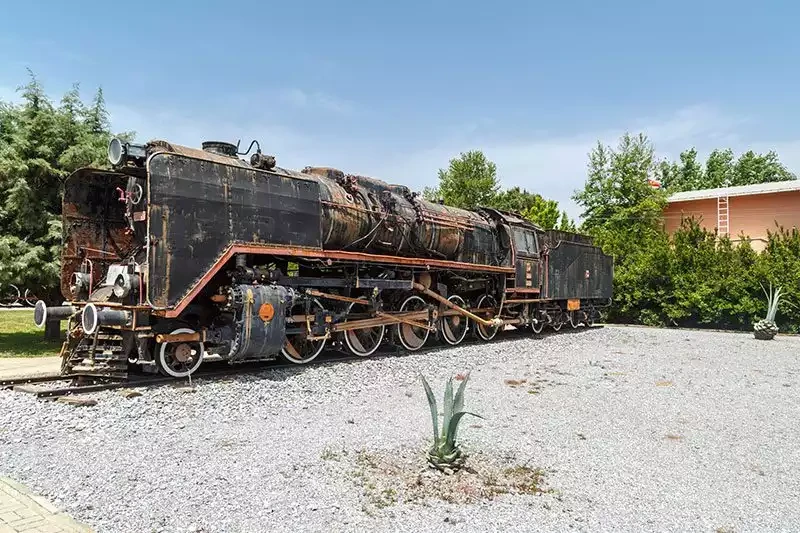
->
0 354 364 400
1 325 600 400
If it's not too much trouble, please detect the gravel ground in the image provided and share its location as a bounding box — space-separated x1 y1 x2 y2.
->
1 325 799 533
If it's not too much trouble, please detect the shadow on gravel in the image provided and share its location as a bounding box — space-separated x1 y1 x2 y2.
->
181 325 604 388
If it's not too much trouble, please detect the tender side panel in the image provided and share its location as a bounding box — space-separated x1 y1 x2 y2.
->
545 242 613 300
147 153 322 308
61 170 135 300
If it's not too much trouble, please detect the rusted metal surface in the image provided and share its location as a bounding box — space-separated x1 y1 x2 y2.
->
147 152 322 308
306 289 369 305
376 311 437 332
515 257 541 289
155 331 204 344
303 167 502 264
330 309 431 332
60 170 138 301
412 282 500 328
161 243 514 318
542 239 614 300
506 288 541 294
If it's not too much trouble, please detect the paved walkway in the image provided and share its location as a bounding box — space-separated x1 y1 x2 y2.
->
0 358 61 381
0 477 92 533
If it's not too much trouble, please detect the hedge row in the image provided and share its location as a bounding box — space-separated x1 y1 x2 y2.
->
606 218 800 333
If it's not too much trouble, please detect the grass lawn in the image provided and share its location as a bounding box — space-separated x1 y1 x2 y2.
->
0 310 64 358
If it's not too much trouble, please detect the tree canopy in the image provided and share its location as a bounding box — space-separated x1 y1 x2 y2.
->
659 147 796 192
0 71 130 299
422 150 500 210
423 150 576 230
572 131 800 331
573 133 667 255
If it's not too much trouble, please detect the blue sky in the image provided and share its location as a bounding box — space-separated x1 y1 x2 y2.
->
1 0 798 219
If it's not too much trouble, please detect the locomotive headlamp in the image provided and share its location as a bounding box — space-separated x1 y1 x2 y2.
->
107 138 147 168
107 137 125 166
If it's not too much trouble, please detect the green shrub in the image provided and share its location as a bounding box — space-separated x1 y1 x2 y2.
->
604 217 800 332
420 373 482 473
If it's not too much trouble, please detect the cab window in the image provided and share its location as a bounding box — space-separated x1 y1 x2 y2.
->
512 228 538 255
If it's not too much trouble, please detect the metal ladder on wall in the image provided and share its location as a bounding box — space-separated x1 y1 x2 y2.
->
717 196 729 237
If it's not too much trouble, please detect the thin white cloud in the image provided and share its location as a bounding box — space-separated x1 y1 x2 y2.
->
279 88 353 115
107 101 318 164
353 104 772 221
6 87 795 224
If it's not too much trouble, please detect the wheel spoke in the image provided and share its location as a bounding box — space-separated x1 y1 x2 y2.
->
474 294 499 341
396 295 431 351
343 301 385 357
157 328 204 377
440 295 469 346
281 299 326 364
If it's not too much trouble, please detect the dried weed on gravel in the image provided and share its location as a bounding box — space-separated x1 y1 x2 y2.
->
323 445 553 514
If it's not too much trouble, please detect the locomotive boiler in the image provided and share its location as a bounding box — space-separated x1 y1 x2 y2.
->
34 137 613 379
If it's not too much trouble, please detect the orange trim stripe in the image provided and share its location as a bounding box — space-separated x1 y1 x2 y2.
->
161 244 514 318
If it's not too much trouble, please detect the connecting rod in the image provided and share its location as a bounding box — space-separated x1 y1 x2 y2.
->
412 282 503 328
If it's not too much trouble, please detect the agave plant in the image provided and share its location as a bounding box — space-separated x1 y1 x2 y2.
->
754 282 783 340
420 373 483 473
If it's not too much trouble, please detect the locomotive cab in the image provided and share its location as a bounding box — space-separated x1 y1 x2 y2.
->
510 225 542 292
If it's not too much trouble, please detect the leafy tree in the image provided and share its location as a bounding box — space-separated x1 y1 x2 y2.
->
493 186 574 230
659 148 704 192
731 150 795 186
573 131 800 332
573 133 667 255
704 148 735 189
572 133 670 324
423 150 500 210
661 147 795 192
0 71 128 307
424 152 576 230
493 186 539 213
520 198 560 230
557 211 576 232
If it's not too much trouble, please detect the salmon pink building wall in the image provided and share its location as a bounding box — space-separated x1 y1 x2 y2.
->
663 198 717 234
663 190 800 252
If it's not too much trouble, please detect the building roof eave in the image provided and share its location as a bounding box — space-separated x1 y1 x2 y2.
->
667 180 800 203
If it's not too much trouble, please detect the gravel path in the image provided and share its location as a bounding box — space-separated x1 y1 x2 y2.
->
1 326 799 533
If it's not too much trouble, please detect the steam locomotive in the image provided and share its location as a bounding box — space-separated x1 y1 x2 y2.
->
33 137 613 379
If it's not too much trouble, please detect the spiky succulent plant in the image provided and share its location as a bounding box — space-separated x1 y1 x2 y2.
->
754 282 783 340
420 373 483 473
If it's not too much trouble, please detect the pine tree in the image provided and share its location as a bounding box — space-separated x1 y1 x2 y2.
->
0 72 129 316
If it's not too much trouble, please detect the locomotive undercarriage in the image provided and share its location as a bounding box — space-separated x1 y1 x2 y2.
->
40 255 604 381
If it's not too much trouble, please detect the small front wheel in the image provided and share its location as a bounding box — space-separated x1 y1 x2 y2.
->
157 328 205 378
